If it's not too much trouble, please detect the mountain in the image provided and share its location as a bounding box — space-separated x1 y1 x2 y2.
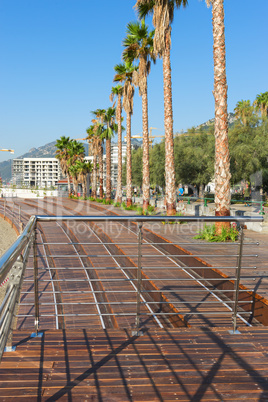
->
196 112 236 130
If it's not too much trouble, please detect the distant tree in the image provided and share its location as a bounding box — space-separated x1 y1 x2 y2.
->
229 121 268 186
76 160 93 199
132 147 143 187
254 92 268 118
68 163 79 196
55 136 72 195
150 141 165 189
174 132 214 196
234 100 255 126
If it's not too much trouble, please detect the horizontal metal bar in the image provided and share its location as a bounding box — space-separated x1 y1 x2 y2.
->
38 254 258 258
19 300 253 306
24 277 239 282
20 288 253 294
36 241 259 246
16 311 252 317
36 214 264 223
24 265 258 270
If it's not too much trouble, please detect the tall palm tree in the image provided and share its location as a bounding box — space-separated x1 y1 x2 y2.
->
111 84 124 203
55 136 72 195
206 0 231 231
136 0 188 215
123 20 156 212
86 125 99 198
114 61 137 207
92 109 106 198
101 107 116 202
254 92 268 118
234 100 254 126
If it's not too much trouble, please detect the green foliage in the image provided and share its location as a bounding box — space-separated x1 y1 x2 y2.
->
174 131 214 190
194 224 239 242
150 142 165 188
229 119 268 185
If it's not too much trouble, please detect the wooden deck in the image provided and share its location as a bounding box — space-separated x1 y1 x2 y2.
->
1 327 268 401
1 198 268 400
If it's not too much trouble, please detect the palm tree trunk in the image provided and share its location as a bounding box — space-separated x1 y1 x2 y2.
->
115 95 122 204
163 30 176 216
67 173 71 196
73 178 78 196
212 0 231 232
106 139 112 202
142 88 150 212
92 155 97 198
126 112 132 207
98 144 103 199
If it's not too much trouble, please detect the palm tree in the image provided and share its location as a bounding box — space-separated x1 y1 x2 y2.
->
123 20 156 212
111 84 124 203
114 61 137 207
68 163 79 196
86 125 99 198
136 0 188 215
55 136 72 195
65 141 84 196
101 107 116 202
91 109 106 198
234 100 254 126
254 92 268 118
206 0 231 231
76 160 93 199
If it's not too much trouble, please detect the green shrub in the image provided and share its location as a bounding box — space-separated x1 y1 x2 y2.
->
194 223 239 242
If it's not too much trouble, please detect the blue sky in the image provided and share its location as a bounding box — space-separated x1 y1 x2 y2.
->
0 0 267 163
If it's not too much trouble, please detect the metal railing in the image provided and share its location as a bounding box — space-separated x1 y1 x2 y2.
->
0 214 264 360
0 216 36 359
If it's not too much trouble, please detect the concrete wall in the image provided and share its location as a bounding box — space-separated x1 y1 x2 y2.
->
1 188 58 198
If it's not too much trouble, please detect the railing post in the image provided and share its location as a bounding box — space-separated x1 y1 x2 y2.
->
135 222 143 335
33 224 39 334
5 255 24 353
232 224 244 333
4 199 6 219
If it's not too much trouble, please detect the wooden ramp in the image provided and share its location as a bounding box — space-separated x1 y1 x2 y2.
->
1 327 268 401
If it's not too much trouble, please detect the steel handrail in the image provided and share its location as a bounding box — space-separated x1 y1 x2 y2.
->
0 216 36 284
35 215 263 223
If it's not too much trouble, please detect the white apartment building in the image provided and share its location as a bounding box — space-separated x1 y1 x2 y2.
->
12 158 62 187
